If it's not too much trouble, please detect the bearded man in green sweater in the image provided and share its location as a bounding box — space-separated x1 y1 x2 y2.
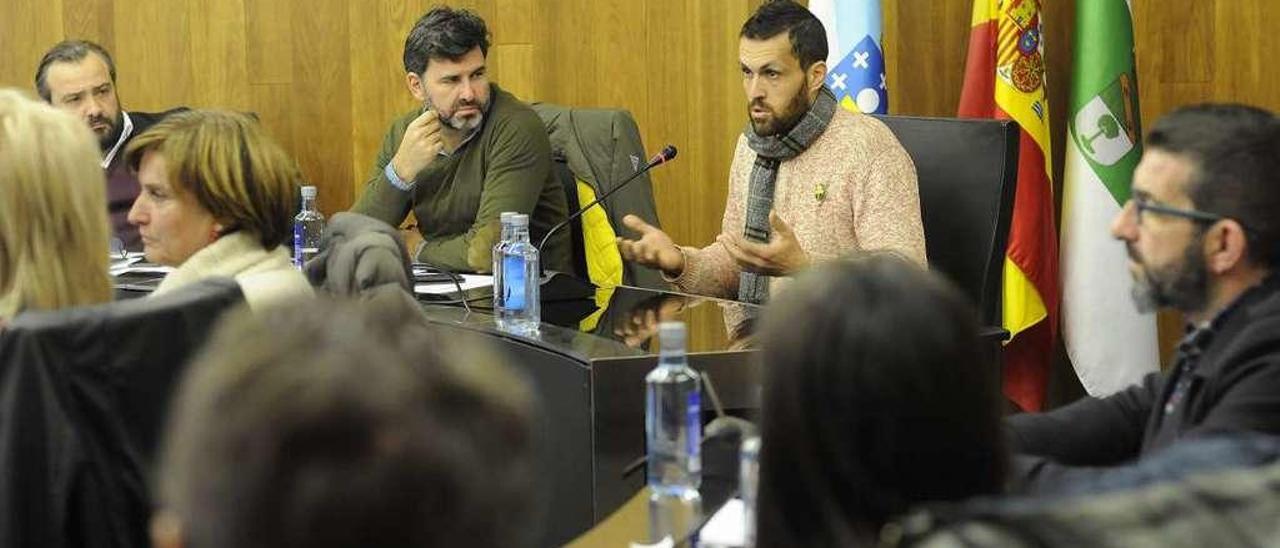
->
352 6 570 273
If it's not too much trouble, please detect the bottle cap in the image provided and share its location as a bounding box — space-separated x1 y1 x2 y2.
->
300 185 317 199
658 321 686 351
500 211 517 224
511 213 530 227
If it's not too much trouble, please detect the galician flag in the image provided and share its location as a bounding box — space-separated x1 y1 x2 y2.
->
1062 0 1158 396
959 0 1059 412
810 0 888 114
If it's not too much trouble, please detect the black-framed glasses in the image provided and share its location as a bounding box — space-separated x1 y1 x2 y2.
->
1131 197 1225 225
1128 196 1259 235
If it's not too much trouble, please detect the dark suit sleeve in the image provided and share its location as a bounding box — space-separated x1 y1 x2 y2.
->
1003 373 1165 492
1007 371 1163 462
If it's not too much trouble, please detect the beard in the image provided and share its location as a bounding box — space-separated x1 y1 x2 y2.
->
93 110 123 150
748 79 812 137
1128 231 1210 314
426 96 486 133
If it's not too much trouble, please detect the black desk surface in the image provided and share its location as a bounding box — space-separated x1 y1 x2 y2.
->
416 283 758 358
416 284 761 547
113 269 760 547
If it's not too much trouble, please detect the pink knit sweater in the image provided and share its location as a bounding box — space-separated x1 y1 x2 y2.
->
670 108 926 333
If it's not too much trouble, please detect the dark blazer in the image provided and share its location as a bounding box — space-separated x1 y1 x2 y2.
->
105 108 188 250
1007 274 1280 492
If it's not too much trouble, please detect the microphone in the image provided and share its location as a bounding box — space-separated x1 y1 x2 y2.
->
531 145 677 303
537 145 677 253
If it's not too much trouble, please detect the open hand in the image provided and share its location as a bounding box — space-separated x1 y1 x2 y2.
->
616 215 685 277
716 211 810 277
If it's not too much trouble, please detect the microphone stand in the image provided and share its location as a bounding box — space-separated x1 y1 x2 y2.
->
536 146 677 302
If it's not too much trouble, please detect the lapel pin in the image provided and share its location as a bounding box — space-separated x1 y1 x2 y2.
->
814 182 828 203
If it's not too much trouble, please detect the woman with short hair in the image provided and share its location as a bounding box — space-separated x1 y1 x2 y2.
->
125 110 313 308
0 88 112 321
754 253 1007 547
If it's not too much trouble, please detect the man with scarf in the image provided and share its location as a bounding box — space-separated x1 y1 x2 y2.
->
618 0 925 335
35 40 187 252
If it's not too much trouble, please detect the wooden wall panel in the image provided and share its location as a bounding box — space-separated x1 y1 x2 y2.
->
188 0 249 110
643 0 696 247
1 0 1276 354
1 0 66 91
347 0 420 190
288 0 352 212
112 0 193 109
62 0 112 49
244 0 293 85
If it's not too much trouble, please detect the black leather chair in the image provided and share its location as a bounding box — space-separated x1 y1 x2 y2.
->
873 115 1019 368
0 278 244 548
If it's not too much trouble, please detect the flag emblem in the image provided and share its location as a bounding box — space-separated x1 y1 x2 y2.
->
1073 73 1140 167
997 0 1046 94
810 0 888 115
827 35 887 114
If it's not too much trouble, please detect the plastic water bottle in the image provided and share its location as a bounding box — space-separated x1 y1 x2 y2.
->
740 436 761 548
496 213 540 334
646 322 703 543
648 488 702 546
492 211 518 304
292 185 324 268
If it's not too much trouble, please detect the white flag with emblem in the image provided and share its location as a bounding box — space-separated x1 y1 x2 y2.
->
1062 0 1158 396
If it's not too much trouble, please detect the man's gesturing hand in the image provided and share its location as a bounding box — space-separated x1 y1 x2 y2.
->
616 214 685 277
716 211 810 277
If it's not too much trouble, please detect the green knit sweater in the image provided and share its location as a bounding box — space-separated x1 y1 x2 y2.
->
352 84 571 273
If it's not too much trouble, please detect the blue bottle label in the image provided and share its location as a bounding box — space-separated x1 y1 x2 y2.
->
292 223 304 266
686 390 701 456
504 255 525 309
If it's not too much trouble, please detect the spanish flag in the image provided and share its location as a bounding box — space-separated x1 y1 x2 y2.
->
958 0 1059 412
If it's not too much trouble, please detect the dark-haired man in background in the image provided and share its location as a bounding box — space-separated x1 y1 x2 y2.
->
617 0 924 335
36 40 186 251
352 6 570 273
1009 103 1280 492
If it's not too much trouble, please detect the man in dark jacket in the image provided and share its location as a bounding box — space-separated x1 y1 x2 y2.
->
35 40 185 251
1008 103 1280 492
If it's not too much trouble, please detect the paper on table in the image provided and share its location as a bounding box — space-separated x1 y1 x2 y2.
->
111 262 175 277
414 274 493 295
109 256 143 275
698 498 745 547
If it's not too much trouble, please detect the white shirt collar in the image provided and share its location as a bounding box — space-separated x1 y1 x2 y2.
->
101 111 134 169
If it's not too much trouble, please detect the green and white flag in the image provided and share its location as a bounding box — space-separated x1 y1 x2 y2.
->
1062 0 1158 396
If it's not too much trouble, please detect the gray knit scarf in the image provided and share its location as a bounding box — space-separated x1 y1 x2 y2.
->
738 86 838 304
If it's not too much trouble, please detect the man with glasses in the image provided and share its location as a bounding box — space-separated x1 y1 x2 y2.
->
1006 103 1280 493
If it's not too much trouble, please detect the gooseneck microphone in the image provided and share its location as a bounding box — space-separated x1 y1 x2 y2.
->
537 145 678 253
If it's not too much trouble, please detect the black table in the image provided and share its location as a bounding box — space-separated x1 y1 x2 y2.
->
415 284 762 547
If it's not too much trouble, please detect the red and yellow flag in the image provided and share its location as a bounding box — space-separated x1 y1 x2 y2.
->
958 0 1059 412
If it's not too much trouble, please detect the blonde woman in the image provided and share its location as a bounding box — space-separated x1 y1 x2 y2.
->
124 110 313 308
0 88 112 322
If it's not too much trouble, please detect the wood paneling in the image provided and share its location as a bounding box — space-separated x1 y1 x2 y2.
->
2 0 1277 354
